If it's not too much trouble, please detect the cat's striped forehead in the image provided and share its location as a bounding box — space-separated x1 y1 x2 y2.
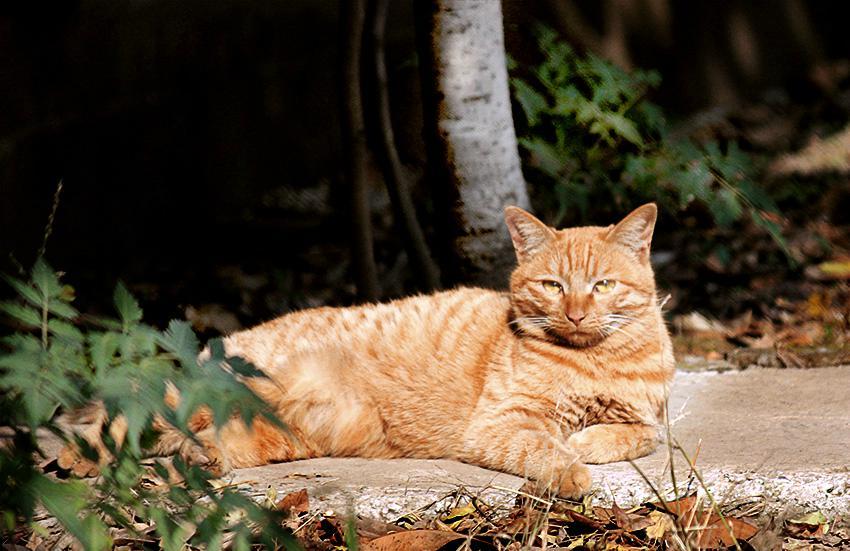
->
543 225 642 279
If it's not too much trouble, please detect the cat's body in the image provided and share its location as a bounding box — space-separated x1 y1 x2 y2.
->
62 204 674 498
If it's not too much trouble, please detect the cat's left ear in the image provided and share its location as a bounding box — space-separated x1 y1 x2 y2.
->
505 206 555 263
606 203 657 262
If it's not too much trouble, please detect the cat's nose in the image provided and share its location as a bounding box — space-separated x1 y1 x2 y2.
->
566 314 586 327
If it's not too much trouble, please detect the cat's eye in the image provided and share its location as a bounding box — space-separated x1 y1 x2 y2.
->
593 279 616 294
541 280 563 294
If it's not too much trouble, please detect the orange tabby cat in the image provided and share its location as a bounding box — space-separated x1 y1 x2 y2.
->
62 204 674 498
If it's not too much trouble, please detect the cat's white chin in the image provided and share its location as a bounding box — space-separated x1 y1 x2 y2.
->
556 330 606 348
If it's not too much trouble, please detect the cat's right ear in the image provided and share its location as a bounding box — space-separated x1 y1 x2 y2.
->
504 206 555 263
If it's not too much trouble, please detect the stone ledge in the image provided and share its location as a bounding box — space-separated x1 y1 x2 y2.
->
225 366 850 520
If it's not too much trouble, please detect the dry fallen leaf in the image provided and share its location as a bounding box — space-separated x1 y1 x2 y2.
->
805 260 850 281
785 510 829 539
790 511 829 526
356 518 403 541
440 501 477 529
644 494 759 548
605 503 655 535
275 488 309 516
646 510 675 540
611 502 633 531
694 515 759 548
664 495 698 517
360 529 465 551
674 312 727 335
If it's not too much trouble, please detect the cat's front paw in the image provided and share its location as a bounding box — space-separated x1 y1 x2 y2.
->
530 461 592 499
555 461 592 498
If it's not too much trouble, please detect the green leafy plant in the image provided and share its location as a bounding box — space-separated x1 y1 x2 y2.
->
0 259 297 549
511 26 788 256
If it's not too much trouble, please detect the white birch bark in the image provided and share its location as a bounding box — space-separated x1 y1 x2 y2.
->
426 0 531 286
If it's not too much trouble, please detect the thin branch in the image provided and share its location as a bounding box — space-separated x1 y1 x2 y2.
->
39 179 64 259
368 0 440 291
341 0 380 300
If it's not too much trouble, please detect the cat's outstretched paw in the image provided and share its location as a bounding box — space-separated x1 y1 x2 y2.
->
567 423 660 464
177 429 232 476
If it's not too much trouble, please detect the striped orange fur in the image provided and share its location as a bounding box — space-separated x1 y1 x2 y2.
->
63 204 674 498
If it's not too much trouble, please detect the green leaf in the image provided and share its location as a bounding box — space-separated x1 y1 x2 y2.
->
159 320 201 368
0 301 41 328
708 188 744 227
2 275 43 308
511 78 548 126
207 338 226 360
45 299 78 320
149 506 191 551
675 163 713 207
29 476 111 550
113 282 143 328
19 387 61 427
0 332 40 352
31 259 62 300
736 179 777 212
670 139 704 163
90 332 121 371
552 85 587 117
0 347 39 372
231 530 251 551
118 327 158 360
224 355 265 379
6 264 79 320
48 319 84 342
703 140 723 161
637 102 666 134
789 511 828 526
600 112 643 146
752 210 795 265
518 137 570 178
121 401 151 456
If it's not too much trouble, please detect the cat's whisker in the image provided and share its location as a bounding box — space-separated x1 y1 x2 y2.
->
604 313 637 323
508 316 550 327
599 313 640 336
509 316 555 338
603 322 645 345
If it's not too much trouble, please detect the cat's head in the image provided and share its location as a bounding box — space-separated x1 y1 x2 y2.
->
505 204 659 348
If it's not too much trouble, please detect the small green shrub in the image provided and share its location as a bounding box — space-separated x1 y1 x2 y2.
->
0 259 297 550
511 26 787 255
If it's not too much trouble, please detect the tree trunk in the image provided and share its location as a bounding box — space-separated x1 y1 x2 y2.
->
416 0 530 288
340 0 380 300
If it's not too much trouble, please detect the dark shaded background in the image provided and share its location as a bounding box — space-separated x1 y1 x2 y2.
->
2 0 849 328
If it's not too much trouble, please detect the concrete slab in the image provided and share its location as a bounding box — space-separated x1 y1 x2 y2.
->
225 366 850 520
